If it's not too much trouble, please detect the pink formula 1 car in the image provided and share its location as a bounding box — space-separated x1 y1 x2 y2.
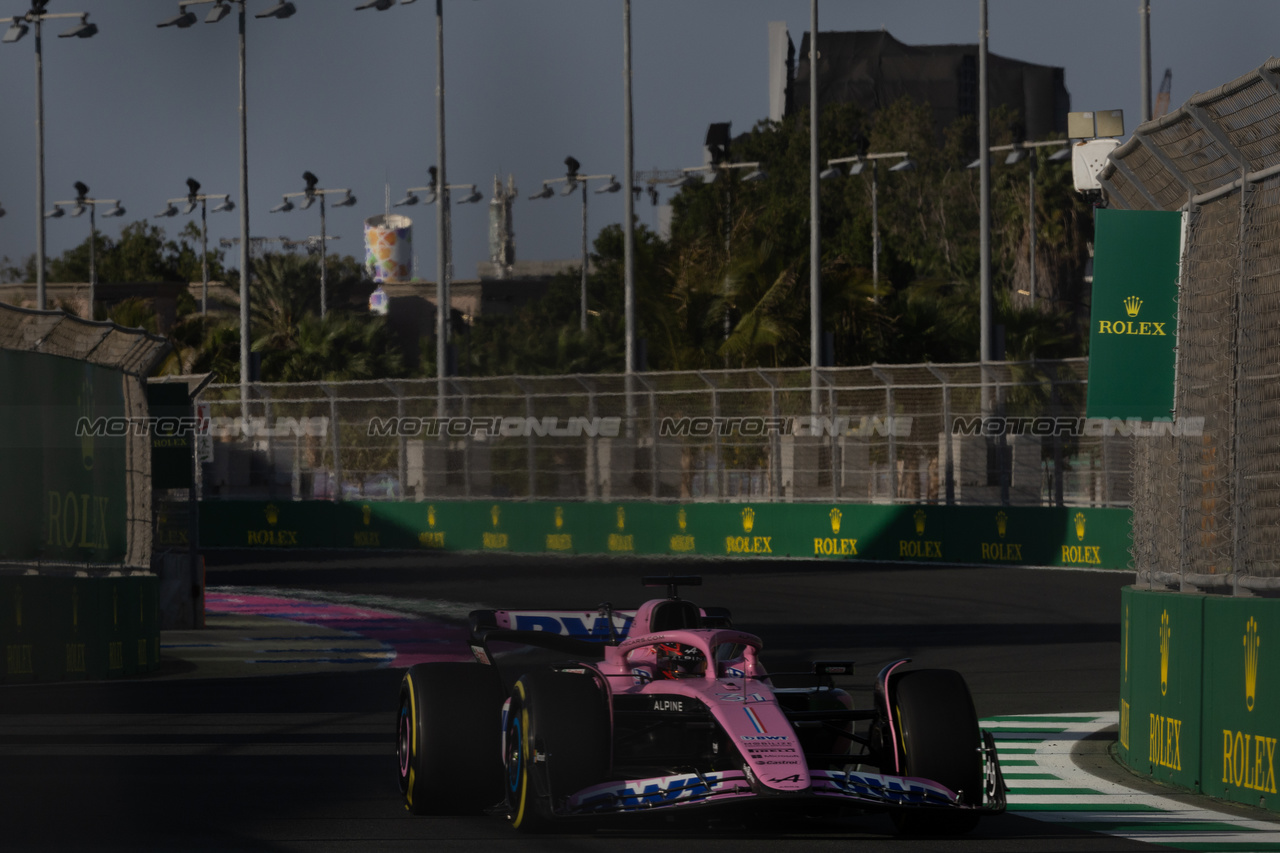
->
395 576 1005 834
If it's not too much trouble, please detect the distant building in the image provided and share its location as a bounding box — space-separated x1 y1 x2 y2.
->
772 27 1070 141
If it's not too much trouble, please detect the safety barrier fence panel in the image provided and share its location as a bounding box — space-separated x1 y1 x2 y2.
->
1104 57 1280 587
189 499 1132 569
194 359 1134 510
1119 587 1280 811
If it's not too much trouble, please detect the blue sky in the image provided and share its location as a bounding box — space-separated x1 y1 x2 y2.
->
0 1 1275 284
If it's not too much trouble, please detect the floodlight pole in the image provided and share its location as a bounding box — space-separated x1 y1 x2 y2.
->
1139 0 1151 123
532 173 618 332
35 14 45 309
823 151 911 303
238 2 250 413
275 185 354 318
2 7 99 309
49 194 122 319
436 0 448 417
979 0 991 398
809 0 820 417
622 0 636 429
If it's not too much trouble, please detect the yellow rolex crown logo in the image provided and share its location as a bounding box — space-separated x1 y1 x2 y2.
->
490 505 500 528
996 510 1008 539
1159 610 1171 696
554 506 564 529
362 504 371 526
830 507 842 535
427 505 436 528
1124 295 1142 317
742 507 755 533
265 503 279 526
677 507 687 531
1245 616 1261 712
914 508 926 535
1074 512 1086 541
616 506 626 530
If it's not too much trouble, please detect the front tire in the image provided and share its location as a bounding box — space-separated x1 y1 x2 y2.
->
887 668 983 836
397 662 504 815
506 668 610 831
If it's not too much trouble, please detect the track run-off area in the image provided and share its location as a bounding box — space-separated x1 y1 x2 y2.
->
2 553 1276 852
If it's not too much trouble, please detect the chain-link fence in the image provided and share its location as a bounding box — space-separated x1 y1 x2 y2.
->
195 357 1133 508
1103 57 1280 589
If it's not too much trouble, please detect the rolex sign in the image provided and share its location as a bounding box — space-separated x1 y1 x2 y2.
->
1086 209 1182 420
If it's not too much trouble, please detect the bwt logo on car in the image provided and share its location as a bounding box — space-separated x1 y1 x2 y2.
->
512 614 633 639
367 416 621 438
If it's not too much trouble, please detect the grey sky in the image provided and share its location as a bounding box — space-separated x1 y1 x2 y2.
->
0 1 1273 286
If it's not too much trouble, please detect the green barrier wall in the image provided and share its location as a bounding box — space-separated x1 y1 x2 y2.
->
1120 587 1280 811
0 574 159 684
197 500 1132 569
0 350 129 564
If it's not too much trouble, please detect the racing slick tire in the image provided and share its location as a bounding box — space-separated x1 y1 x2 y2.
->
505 668 610 832
397 662 505 815
886 668 983 836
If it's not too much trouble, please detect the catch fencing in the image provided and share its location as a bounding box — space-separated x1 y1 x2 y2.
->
195 357 1133 508
1102 56 1280 587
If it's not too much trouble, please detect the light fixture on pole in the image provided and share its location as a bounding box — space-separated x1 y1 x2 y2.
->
967 139 1068 306
270 171 355 319
529 157 621 332
156 177 235 316
2 1 99 311
355 0 455 417
46 181 123 320
160 0 295 415
820 151 913 301
668 158 768 354
394 165 483 330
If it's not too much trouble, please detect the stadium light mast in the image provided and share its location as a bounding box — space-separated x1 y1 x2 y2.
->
529 157 621 332
1 1 100 310
156 177 236 315
159 0 297 412
46 181 122 320
270 171 356 319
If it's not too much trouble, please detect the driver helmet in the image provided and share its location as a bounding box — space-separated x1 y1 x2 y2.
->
655 642 706 680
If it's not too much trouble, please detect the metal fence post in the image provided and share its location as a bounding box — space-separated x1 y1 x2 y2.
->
387 381 407 500
514 378 535 499
325 385 342 501
926 364 954 505
872 367 897 500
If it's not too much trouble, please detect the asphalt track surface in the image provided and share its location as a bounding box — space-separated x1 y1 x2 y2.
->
0 553 1152 852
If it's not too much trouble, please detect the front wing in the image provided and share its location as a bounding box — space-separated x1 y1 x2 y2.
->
566 764 1004 817
563 729 1006 818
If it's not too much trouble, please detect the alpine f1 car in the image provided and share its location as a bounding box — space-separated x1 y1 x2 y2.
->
396 576 1005 834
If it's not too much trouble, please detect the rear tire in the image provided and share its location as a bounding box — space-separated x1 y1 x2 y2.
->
506 668 610 831
397 662 504 815
887 668 983 836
